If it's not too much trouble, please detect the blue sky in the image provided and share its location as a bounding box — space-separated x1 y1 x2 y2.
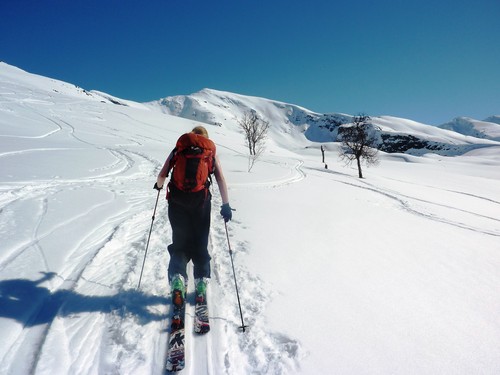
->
1 0 499 125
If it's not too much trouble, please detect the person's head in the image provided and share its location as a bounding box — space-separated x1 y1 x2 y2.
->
191 126 209 138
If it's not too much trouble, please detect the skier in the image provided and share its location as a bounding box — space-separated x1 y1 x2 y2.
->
154 126 233 309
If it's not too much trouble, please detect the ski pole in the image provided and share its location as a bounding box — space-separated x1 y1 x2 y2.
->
137 189 161 289
224 221 248 332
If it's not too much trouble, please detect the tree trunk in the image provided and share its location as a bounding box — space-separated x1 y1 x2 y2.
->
356 156 363 178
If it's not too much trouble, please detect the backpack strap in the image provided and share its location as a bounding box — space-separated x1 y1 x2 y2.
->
165 147 177 178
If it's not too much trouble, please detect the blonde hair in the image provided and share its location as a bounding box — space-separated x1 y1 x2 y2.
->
191 126 209 138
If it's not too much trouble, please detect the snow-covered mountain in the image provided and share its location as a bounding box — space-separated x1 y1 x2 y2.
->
484 115 500 125
1 63 500 375
145 88 349 150
438 116 500 141
146 89 500 156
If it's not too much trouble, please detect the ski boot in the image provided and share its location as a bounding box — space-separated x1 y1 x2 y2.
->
170 274 186 309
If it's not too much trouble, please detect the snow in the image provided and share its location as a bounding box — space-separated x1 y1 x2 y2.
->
1 62 500 374
439 116 500 141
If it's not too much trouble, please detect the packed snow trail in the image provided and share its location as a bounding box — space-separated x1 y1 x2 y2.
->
0 66 304 374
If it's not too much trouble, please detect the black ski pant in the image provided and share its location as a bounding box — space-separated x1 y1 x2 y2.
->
167 191 212 282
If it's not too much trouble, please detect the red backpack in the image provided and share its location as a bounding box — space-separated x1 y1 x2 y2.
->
168 132 216 194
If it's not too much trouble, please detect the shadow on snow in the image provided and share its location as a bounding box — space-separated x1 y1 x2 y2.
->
0 272 169 327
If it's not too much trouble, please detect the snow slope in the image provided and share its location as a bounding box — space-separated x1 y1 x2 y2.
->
1 63 500 374
147 89 499 155
439 116 500 141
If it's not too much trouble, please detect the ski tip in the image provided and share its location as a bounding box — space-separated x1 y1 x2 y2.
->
194 325 210 334
166 363 185 373
166 358 185 372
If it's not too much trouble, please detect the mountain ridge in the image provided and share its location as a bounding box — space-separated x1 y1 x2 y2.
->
1 62 499 156
146 88 500 156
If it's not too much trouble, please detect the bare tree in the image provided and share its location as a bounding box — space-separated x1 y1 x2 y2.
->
338 114 379 178
238 111 270 171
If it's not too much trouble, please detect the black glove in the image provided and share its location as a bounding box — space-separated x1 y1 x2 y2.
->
153 182 163 191
220 203 233 222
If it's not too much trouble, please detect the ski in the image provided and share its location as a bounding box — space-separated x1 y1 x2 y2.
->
166 277 186 372
194 278 210 334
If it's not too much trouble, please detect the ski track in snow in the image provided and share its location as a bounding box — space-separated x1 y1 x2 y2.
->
0 98 174 373
3 72 498 374
13 139 495 374
208 202 303 375
0 105 304 374
203 158 307 374
230 158 306 189
308 167 500 237
3 198 171 374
